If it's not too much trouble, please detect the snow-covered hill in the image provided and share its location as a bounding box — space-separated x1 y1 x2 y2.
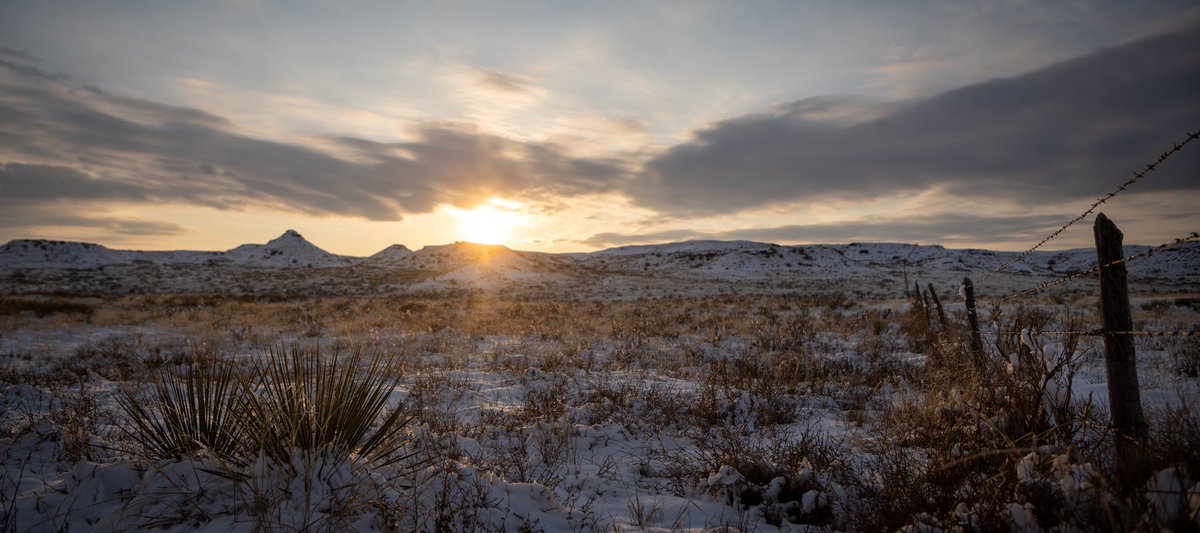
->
392 242 577 289
576 241 877 279
0 230 350 269
2 232 1197 296
368 244 414 263
571 239 1199 284
400 242 530 271
222 230 352 268
0 240 127 269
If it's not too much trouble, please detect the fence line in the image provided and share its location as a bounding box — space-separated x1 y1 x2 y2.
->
986 232 1200 305
979 130 1200 283
946 133 1199 482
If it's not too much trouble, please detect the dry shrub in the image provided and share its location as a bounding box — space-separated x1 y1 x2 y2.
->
1146 403 1200 482
658 422 847 527
0 296 94 318
743 306 813 354
862 302 1164 530
1154 337 1200 378
572 379 688 434
394 372 470 438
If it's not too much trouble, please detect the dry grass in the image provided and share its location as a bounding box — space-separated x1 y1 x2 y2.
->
3 291 1198 530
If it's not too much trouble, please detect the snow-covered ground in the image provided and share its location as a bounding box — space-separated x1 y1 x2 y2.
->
2 235 1199 530
1 290 1198 531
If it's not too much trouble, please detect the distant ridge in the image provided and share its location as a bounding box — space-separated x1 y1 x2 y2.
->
0 230 349 269
0 240 125 269
400 242 578 289
1 232 1198 289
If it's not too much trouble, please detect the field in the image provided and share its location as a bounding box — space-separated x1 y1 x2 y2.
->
2 278 1198 532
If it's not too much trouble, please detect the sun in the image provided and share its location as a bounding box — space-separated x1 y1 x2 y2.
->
452 199 527 245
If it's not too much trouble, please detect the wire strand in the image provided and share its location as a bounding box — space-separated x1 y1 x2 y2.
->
988 232 1200 304
979 131 1200 283
992 329 1199 337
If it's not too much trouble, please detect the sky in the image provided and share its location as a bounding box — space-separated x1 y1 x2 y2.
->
1 0 1198 256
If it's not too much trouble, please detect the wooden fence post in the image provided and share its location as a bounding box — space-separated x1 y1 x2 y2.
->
903 263 911 300
913 281 929 325
1094 213 1148 484
962 277 983 359
928 282 947 329
922 289 932 328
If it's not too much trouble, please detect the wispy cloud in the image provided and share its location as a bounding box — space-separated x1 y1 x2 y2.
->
476 69 538 95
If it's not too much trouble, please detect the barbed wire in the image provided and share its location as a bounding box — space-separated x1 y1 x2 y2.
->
988 232 1200 304
979 130 1200 283
992 329 1198 337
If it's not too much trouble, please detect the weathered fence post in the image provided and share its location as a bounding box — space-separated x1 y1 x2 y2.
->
922 289 932 328
962 277 983 359
928 282 947 329
913 281 929 326
1094 213 1148 484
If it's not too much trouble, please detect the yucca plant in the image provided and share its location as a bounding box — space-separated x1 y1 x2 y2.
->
118 344 413 468
240 344 412 467
116 360 247 460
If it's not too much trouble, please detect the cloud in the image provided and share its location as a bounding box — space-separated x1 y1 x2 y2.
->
776 96 897 125
0 58 627 224
583 228 711 248
0 163 184 238
3 24 1198 251
0 163 152 201
0 204 184 237
476 69 538 95
0 57 69 82
582 213 1072 248
0 47 37 62
0 46 68 83
631 26 1200 215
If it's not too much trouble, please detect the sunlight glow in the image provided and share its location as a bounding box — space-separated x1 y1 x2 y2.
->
451 199 529 245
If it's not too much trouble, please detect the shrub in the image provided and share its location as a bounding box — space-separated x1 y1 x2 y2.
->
242 345 412 466
0 297 94 318
117 344 412 467
116 359 246 460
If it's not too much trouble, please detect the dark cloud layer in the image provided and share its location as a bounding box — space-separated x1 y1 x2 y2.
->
635 26 1200 214
0 204 183 237
0 163 183 238
583 213 1071 248
0 59 626 228
0 163 151 201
